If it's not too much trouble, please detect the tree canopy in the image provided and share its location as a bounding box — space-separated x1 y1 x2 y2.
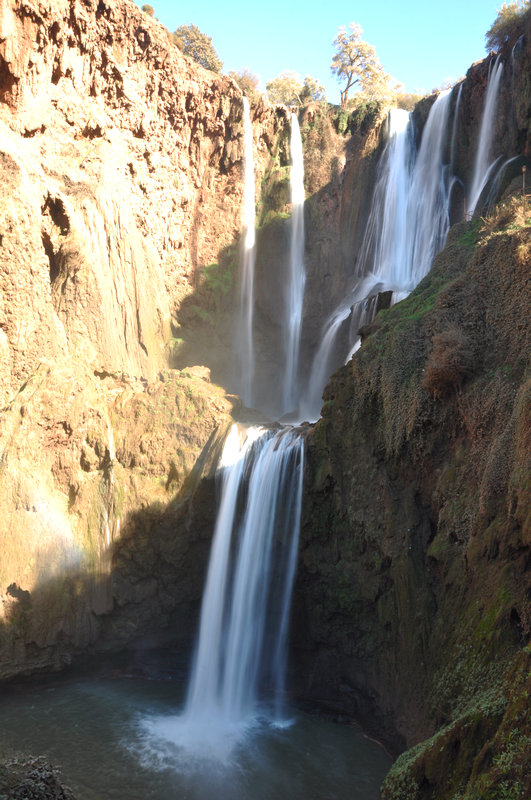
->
174 24 223 73
229 69 261 103
141 4 155 16
300 76 327 104
266 72 326 106
485 1 531 53
331 23 392 108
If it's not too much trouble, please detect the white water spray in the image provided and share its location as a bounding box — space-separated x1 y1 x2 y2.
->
282 112 306 415
235 97 257 407
467 57 504 216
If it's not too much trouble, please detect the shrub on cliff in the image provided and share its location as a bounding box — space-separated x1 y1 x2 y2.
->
485 1 531 53
229 69 261 104
422 325 473 398
174 24 223 72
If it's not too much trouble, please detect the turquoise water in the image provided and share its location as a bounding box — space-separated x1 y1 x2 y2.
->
1 663 391 800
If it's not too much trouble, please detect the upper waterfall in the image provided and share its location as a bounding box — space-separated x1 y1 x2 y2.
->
360 91 453 295
467 57 504 216
235 97 257 407
301 91 454 421
281 112 307 417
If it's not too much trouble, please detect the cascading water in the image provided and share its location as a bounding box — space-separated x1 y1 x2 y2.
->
235 97 257 407
299 275 383 422
282 112 306 416
155 73 496 769
467 57 504 216
157 106 308 766
450 83 463 171
185 424 304 730
301 91 454 421
145 423 305 762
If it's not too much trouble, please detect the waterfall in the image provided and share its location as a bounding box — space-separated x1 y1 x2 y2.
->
301 91 453 421
358 108 413 290
356 90 452 293
299 275 382 421
176 108 308 764
450 83 463 171
405 89 453 288
282 112 306 416
180 423 304 757
235 97 257 407
467 57 503 216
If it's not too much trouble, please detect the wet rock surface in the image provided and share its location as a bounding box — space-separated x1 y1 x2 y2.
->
0 756 76 800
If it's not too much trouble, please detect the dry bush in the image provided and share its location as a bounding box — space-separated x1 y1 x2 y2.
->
422 325 473 398
482 186 530 234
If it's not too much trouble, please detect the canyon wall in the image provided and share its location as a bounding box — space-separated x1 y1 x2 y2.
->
0 0 288 675
294 15 531 797
0 0 385 675
0 2 530 797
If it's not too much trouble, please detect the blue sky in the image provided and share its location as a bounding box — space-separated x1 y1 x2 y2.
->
137 0 504 103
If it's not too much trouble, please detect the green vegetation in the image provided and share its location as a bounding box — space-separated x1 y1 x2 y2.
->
141 4 154 16
173 24 223 72
458 218 482 250
334 100 382 136
485 1 531 53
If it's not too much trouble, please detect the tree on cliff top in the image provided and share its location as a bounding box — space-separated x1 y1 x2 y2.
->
300 76 327 104
331 23 392 107
174 24 223 72
266 72 326 106
229 69 261 104
485 0 531 52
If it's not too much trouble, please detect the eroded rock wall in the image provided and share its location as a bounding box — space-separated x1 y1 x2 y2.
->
296 204 531 794
0 0 284 676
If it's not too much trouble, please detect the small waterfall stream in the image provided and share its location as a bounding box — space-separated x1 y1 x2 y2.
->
467 57 504 216
302 91 454 421
235 97 257 407
282 112 306 416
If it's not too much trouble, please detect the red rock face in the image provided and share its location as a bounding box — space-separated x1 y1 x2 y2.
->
0 0 284 403
0 0 284 675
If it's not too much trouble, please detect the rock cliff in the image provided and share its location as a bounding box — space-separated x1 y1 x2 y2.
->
297 198 530 797
0 1 530 798
0 0 284 675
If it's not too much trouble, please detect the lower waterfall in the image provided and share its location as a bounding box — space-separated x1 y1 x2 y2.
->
184 424 304 734
141 423 305 762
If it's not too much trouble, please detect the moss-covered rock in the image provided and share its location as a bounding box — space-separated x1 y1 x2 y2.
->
295 201 531 793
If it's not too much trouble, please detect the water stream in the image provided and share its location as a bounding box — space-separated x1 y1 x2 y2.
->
182 424 304 748
467 56 504 216
301 91 454 421
282 112 307 416
235 97 257 407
